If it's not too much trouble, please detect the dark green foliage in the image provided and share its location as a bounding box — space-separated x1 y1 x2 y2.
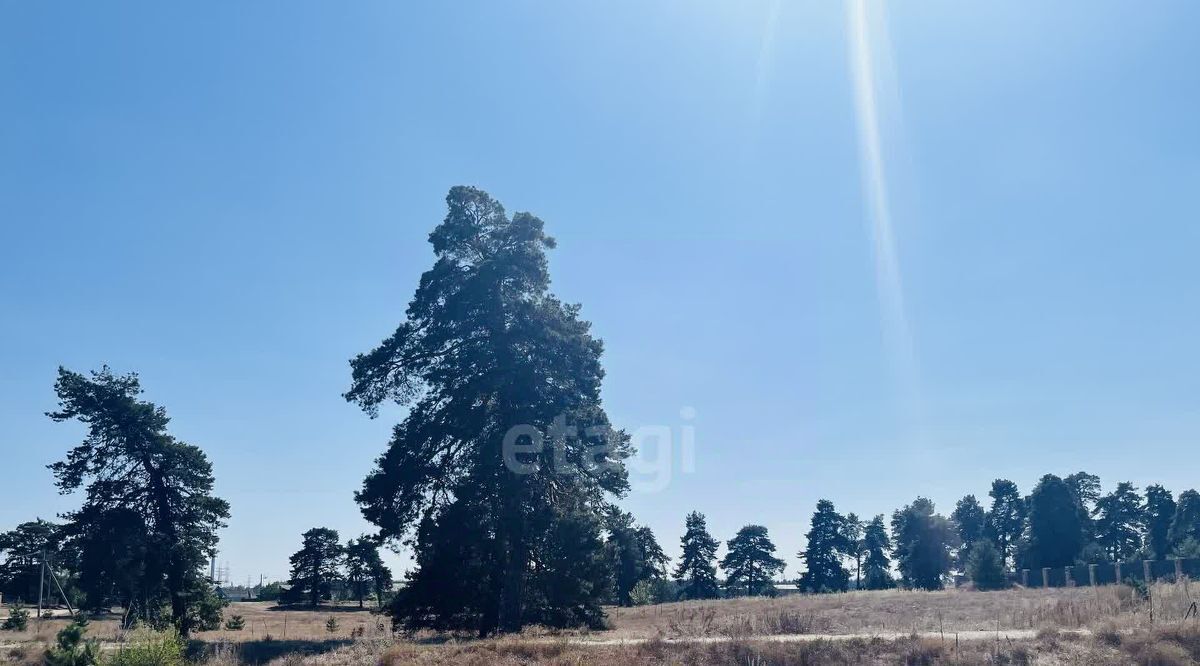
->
224 614 245 631
2 604 29 631
985 480 1024 569
325 616 339 633
345 537 392 609
674 511 720 600
347 187 630 635
721 525 785 597
47 367 230 637
605 510 667 606
891 498 958 590
951 495 986 568
187 583 227 632
964 541 1008 591
798 500 852 593
1174 537 1200 559
1075 541 1109 567
0 520 68 606
255 581 283 601
1024 474 1087 569
287 528 343 607
860 515 894 590
1169 490 1200 550
1144 485 1176 561
1093 482 1145 562
44 617 100 666
1065 471 1102 540
71 507 154 617
841 513 865 590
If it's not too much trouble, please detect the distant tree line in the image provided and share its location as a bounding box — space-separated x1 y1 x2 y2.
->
666 472 1200 600
284 528 393 608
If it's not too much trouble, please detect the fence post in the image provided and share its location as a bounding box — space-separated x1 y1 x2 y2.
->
1065 566 1074 587
1114 562 1122 582
1042 568 1050 588
1089 564 1097 586
1021 569 1029 587
1144 560 1153 583
1176 558 1184 580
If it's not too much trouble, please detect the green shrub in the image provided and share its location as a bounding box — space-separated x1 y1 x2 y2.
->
965 541 1009 591
325 616 339 633
629 580 655 606
224 614 246 631
44 617 100 666
2 603 29 631
108 629 185 666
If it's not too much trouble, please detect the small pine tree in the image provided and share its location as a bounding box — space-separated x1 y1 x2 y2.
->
965 542 1008 591
223 615 246 631
628 580 655 606
44 618 101 666
2 604 29 631
325 616 339 634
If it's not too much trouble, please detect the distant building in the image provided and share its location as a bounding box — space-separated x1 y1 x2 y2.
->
773 583 800 596
216 586 255 602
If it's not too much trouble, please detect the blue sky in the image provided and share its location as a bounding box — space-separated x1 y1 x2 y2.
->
2 1 1198 583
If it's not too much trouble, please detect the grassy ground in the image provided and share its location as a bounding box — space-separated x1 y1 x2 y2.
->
605 579 1200 639
4 582 1200 664
0 602 389 646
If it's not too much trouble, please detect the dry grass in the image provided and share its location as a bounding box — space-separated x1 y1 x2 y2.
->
5 584 1200 664
0 602 386 648
608 580 1200 639
252 625 1200 665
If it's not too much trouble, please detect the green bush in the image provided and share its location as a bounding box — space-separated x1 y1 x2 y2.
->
108 629 185 666
629 580 655 606
44 617 100 666
966 541 1009 591
325 616 339 633
2 603 29 631
224 614 246 631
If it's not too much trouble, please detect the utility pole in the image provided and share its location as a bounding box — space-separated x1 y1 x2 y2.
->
37 550 45 619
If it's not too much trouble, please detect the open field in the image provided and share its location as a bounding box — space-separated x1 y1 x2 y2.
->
0 602 390 647
4 582 1200 664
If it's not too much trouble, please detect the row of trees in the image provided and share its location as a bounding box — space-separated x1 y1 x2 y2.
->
665 474 1200 599
285 528 393 608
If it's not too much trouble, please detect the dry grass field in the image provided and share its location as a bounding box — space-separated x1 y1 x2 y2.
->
4 582 1200 664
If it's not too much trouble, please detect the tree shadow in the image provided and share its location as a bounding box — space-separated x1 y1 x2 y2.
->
189 638 353 665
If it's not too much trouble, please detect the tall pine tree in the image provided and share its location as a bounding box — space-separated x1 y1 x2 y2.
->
1024 474 1086 569
985 480 1024 569
287 528 344 607
1144 485 1176 561
891 498 958 590
1169 490 1200 552
861 515 894 590
1093 482 1144 562
798 500 851 593
721 525 784 597
951 495 987 569
346 187 631 635
47 367 229 636
674 512 720 600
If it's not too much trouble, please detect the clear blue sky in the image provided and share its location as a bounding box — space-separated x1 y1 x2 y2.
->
3 1 1198 583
